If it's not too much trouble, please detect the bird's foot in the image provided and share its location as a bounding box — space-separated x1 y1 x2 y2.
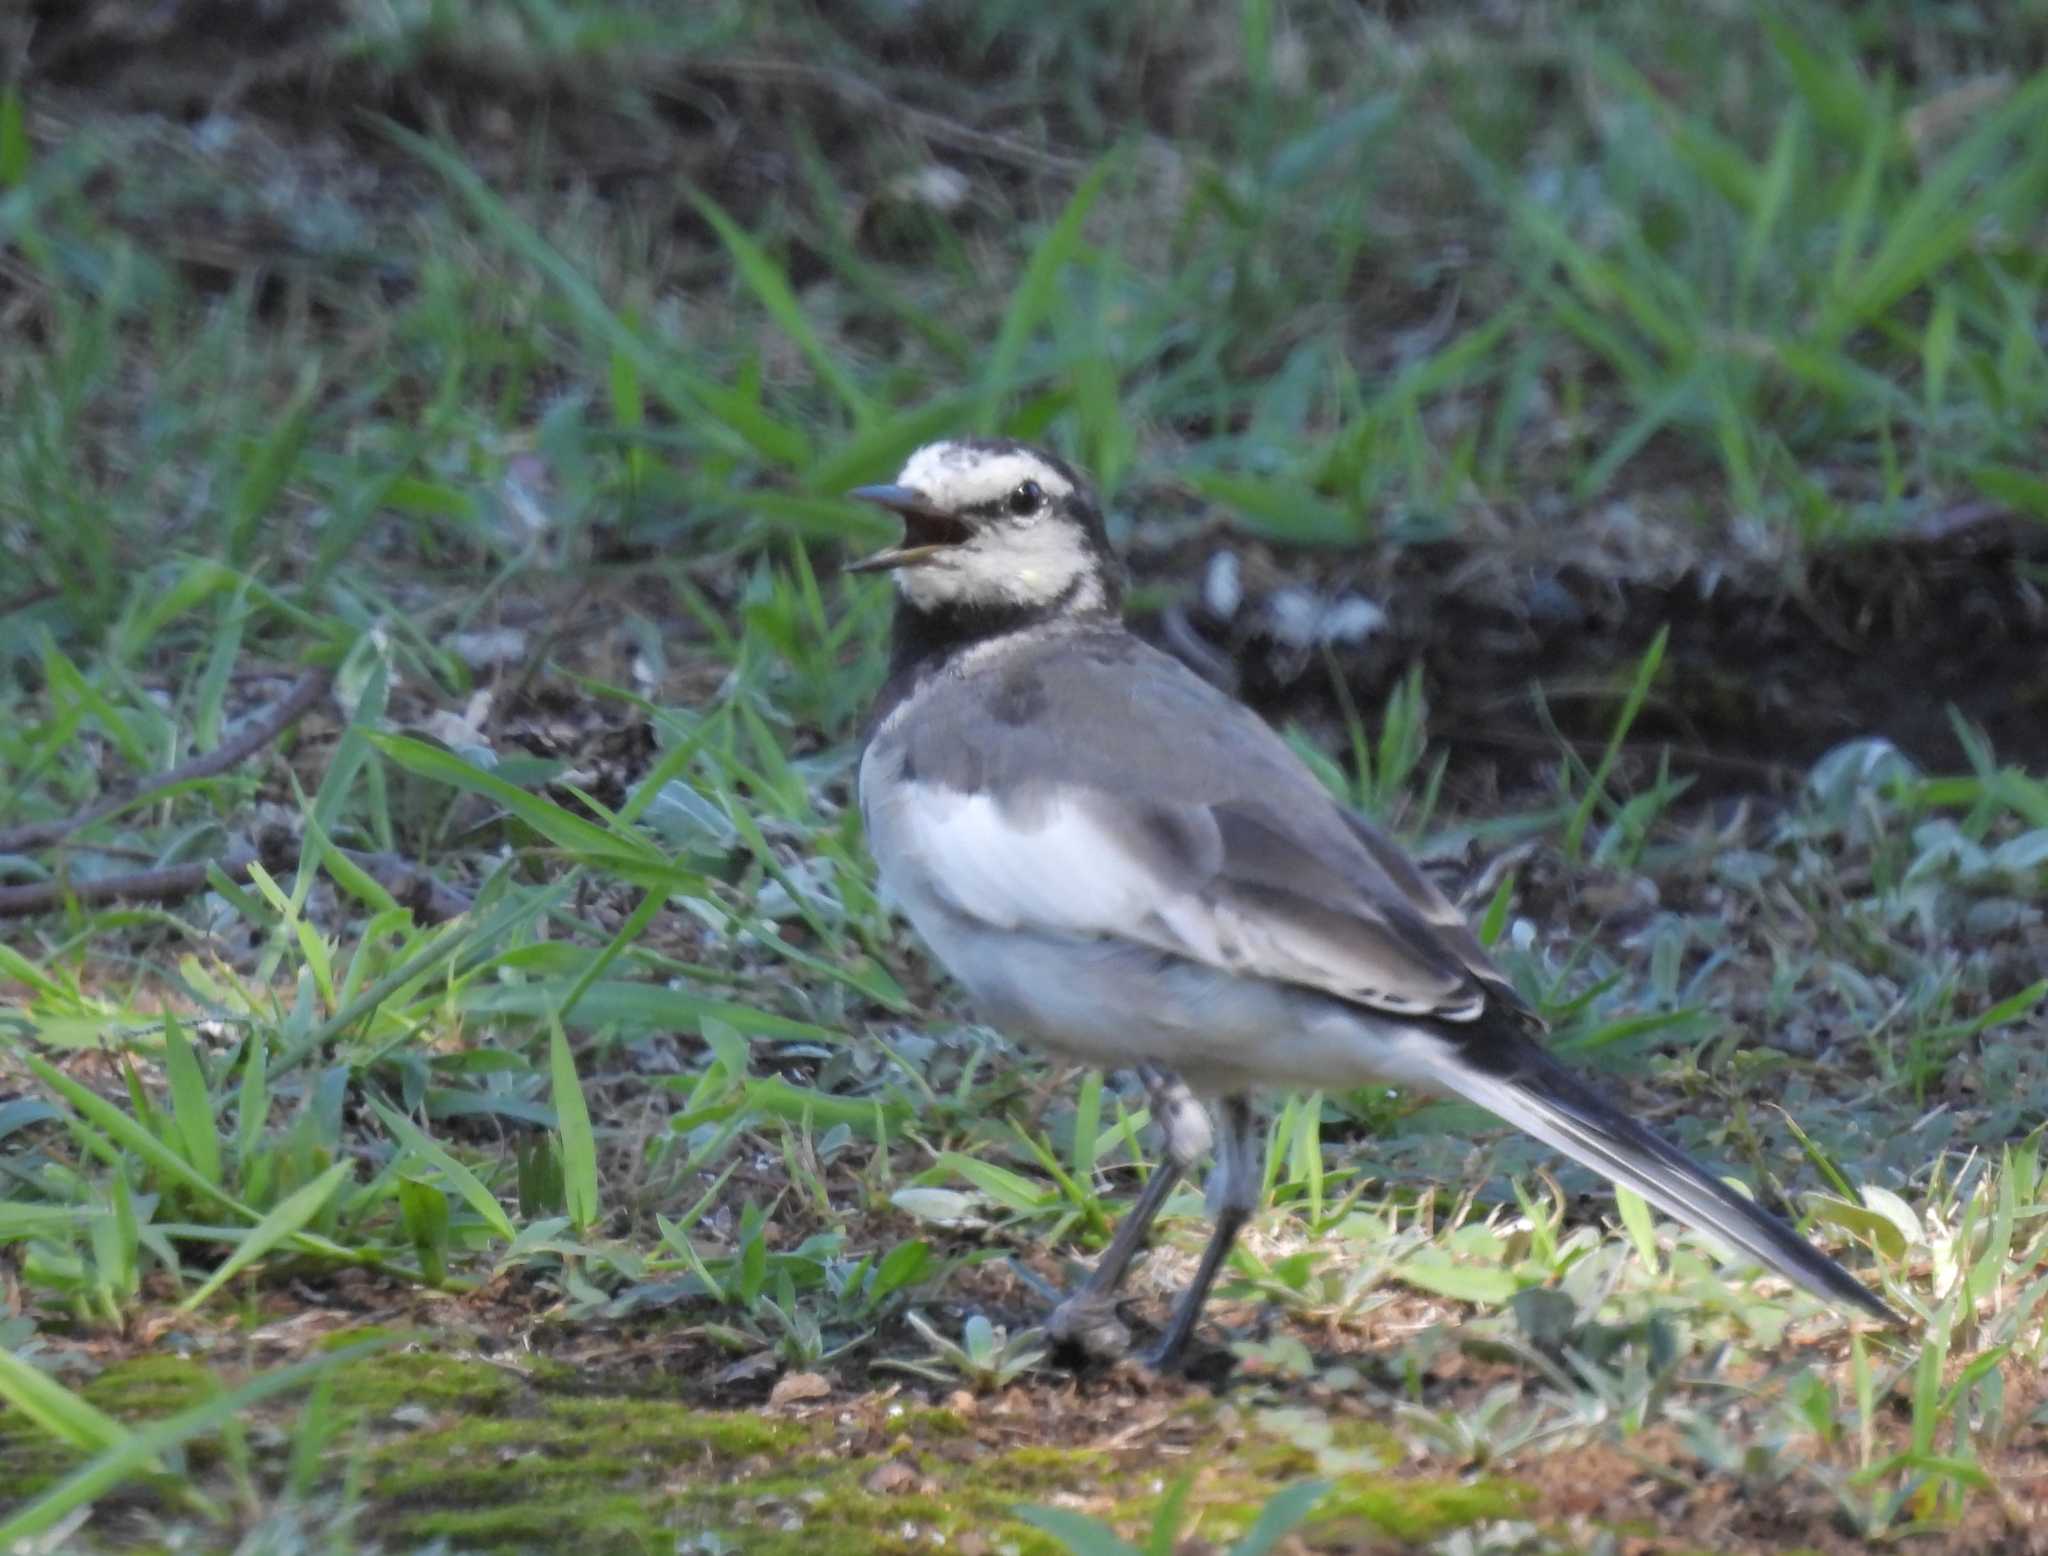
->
1044 1288 1132 1359
1130 1333 1189 1373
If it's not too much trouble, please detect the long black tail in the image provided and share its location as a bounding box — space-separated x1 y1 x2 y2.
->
1420 1029 1899 1322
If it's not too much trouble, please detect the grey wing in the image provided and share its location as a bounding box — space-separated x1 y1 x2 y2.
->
872 631 1532 1029
1196 799 1532 1024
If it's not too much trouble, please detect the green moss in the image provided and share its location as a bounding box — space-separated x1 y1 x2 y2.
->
82 1355 215 1418
360 1379 846 1551
315 1324 421 1353
682 1471 1067 1556
358 1376 1099 1556
365 1395 808 1497
543 1395 805 1455
968 1444 1109 1493
888 1405 972 1439
393 1491 662 1550
0 1435 83 1507
330 1348 522 1414
384 1450 1071 1556
0 1356 220 1518
4 1340 1535 1556
1318 1474 1535 1541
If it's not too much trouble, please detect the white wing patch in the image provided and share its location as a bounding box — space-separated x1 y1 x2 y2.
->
867 777 1483 1021
880 784 1171 938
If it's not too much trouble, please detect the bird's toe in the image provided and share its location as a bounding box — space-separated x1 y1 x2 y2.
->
1045 1291 1131 1358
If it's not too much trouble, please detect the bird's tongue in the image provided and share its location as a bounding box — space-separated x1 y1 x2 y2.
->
843 484 971 572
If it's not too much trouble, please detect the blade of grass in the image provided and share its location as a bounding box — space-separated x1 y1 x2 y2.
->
549 1016 601 1232
1613 1184 1661 1276
1563 625 1668 861
0 1347 140 1460
160 1012 222 1189
370 1098 518 1242
387 122 811 468
368 733 664 866
978 156 1115 431
690 190 872 424
178 1162 353 1312
0 1341 390 1547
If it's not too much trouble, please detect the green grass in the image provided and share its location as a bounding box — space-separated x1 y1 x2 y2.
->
4 3 2048 1551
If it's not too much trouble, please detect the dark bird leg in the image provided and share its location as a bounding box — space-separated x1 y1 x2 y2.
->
1045 1066 1212 1356
1140 1093 1262 1370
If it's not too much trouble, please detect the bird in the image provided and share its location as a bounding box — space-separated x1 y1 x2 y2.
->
847 437 1897 1369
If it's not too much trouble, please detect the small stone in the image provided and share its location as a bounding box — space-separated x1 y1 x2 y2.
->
769 1370 832 1407
1318 593 1386 644
445 627 527 670
865 1458 919 1494
713 1352 780 1387
886 164 970 213
1265 586 1321 649
1203 551 1243 621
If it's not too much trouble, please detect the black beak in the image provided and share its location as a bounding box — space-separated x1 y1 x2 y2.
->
844 484 971 573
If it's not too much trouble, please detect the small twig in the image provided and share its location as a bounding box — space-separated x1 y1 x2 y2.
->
0 849 261 919
0 668 334 856
0 845 472 923
1 664 472 924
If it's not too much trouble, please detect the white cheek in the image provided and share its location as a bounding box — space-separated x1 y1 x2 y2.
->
898 564 967 612
894 526 1102 612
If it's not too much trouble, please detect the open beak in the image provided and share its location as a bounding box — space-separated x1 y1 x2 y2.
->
844 484 971 573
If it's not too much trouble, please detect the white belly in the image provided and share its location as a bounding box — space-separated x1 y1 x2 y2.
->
884 865 1420 1096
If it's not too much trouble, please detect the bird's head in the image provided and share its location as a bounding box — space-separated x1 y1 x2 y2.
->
846 439 1120 616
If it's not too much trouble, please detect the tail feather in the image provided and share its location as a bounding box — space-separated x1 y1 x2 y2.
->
1420 1031 1898 1322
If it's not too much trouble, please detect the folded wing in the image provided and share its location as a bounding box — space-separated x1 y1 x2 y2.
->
882 774 1514 1026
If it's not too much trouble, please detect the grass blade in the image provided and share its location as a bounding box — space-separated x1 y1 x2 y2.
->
0 1342 387 1546
549 1017 601 1232
368 733 663 866
691 190 872 423
371 1099 518 1242
160 1013 221 1189
979 156 1115 430
22 1052 237 1216
0 1348 137 1459
387 121 811 467
178 1161 352 1312
1563 625 1668 861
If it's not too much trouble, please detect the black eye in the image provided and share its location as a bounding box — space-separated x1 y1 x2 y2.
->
1007 480 1044 517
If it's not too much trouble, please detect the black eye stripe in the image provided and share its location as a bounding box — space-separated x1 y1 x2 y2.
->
958 481 1054 522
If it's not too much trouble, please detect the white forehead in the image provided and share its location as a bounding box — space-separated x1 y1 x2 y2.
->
897 442 1075 509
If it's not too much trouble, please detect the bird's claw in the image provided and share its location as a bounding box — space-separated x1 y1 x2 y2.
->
1045 1289 1131 1358
1130 1335 1186 1373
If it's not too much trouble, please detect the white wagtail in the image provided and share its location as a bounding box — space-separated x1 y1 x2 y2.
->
848 438 1896 1367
